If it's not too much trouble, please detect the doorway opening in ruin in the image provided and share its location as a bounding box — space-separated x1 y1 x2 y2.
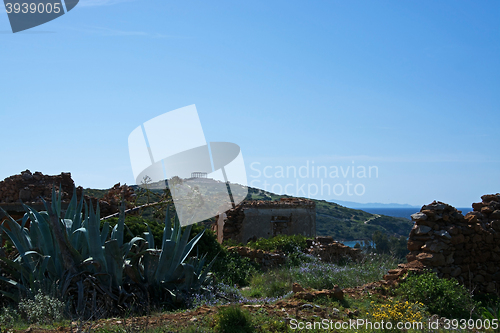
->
271 215 291 237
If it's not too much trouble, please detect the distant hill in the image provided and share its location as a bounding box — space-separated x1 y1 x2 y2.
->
86 185 413 241
247 188 413 241
330 199 419 209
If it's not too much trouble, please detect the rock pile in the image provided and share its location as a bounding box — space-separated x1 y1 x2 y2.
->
292 283 344 301
385 194 500 294
222 206 246 241
0 170 74 204
227 246 287 269
306 236 362 263
228 236 362 269
96 183 136 217
0 170 135 219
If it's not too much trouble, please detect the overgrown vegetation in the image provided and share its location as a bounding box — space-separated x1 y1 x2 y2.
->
0 188 212 320
214 306 255 333
244 254 398 298
19 293 65 324
371 230 408 259
1 186 497 332
245 234 308 254
396 271 477 319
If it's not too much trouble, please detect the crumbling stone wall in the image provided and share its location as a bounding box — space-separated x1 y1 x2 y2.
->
221 198 316 244
0 170 74 204
0 170 135 220
228 236 361 269
227 246 287 269
389 194 500 294
306 236 361 263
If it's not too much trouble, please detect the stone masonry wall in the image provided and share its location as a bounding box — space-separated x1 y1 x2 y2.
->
306 236 362 263
221 198 316 244
400 194 500 294
227 236 361 270
0 170 74 204
0 170 135 219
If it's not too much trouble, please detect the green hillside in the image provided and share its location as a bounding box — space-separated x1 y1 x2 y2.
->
88 184 412 241
246 187 413 241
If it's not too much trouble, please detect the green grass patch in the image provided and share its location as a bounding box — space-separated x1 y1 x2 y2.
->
245 254 398 298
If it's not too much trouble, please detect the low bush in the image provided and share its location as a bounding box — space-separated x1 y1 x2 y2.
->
189 223 222 261
396 271 477 319
0 306 20 329
103 215 165 246
211 251 259 287
368 299 427 328
19 293 65 325
245 234 308 254
214 305 254 333
188 225 259 287
290 253 397 290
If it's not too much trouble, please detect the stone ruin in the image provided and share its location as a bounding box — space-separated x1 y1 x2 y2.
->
384 193 500 294
227 236 361 270
216 198 316 244
306 236 361 263
0 170 135 221
0 170 74 204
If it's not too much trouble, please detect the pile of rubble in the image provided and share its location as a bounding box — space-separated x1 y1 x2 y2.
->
0 170 135 219
227 246 287 269
306 236 362 263
97 183 136 217
383 194 500 294
0 170 74 204
227 236 362 269
292 283 344 301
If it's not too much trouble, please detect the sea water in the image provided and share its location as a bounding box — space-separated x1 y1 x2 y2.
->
340 207 473 247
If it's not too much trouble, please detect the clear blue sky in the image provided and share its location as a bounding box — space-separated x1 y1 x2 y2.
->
1 0 499 208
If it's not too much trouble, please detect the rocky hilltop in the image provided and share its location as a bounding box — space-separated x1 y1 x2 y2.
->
0 170 135 218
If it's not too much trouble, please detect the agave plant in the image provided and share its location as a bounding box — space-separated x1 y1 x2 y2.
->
0 186 213 317
138 206 216 294
0 187 133 302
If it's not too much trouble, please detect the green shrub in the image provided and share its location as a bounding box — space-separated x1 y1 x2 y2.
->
372 231 408 259
211 250 259 287
103 215 165 246
397 271 476 319
214 306 254 333
186 225 259 286
0 307 20 329
190 223 222 261
19 293 65 324
246 234 308 254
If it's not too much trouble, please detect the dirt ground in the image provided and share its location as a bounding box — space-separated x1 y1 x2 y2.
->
12 282 393 333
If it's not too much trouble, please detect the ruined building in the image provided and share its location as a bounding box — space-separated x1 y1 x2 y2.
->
0 170 135 222
214 198 316 244
383 193 500 294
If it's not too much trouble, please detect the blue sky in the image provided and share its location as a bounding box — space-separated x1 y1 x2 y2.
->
1 0 499 207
